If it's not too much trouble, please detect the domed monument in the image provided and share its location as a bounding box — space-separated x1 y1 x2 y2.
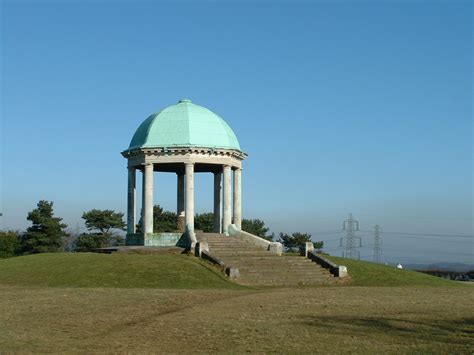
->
121 99 343 286
122 99 246 246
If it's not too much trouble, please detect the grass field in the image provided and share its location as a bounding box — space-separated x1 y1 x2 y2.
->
325 255 459 287
0 253 472 353
0 253 242 289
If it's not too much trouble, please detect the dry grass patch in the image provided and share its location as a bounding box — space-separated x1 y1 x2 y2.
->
0 285 472 353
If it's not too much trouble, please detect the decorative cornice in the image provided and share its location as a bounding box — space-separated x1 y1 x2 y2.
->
121 147 247 161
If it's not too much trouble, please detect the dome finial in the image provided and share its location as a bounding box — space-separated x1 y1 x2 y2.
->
178 98 192 103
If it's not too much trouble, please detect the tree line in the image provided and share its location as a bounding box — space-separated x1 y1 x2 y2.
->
0 200 127 257
0 200 323 258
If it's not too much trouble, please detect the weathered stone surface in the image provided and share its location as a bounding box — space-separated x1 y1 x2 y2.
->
225 266 240 279
307 251 349 279
228 224 283 256
143 163 154 234
185 163 194 231
195 240 209 257
213 173 222 233
223 165 232 235
338 265 348 278
233 168 242 229
177 214 185 233
127 233 183 247
196 232 334 286
127 167 136 234
303 242 314 257
269 242 283 256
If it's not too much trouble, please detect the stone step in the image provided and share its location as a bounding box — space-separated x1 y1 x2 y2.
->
199 236 236 239
221 259 316 265
239 269 333 277
208 245 260 249
239 268 327 273
239 280 330 286
236 264 329 271
206 240 252 243
238 272 332 279
211 258 316 265
196 234 227 239
195 235 335 286
225 265 328 272
240 266 327 272
207 241 256 246
239 275 331 281
210 250 268 254
208 244 258 248
206 243 255 247
206 241 251 246
216 260 316 267
209 248 279 258
238 276 331 283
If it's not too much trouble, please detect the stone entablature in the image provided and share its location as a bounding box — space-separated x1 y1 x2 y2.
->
122 148 246 170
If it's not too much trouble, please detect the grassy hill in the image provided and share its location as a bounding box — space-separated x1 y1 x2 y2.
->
325 255 461 287
0 252 462 289
0 253 242 289
0 252 471 353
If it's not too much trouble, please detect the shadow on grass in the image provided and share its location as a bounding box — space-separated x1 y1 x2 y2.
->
299 315 474 345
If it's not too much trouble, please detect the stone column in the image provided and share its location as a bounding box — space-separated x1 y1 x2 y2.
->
176 173 185 232
222 165 232 235
177 173 185 215
142 163 154 234
185 163 194 231
127 166 136 234
233 168 242 230
213 172 222 233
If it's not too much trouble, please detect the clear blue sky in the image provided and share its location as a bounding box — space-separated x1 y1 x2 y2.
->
1 0 472 264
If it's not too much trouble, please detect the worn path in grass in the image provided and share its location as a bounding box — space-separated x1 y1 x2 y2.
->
0 285 472 353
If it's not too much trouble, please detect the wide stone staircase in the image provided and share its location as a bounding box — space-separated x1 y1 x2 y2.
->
196 232 334 286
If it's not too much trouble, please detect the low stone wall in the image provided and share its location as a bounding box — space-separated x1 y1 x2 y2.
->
195 241 239 280
126 233 182 247
228 224 283 256
145 233 182 247
126 228 197 251
307 251 348 278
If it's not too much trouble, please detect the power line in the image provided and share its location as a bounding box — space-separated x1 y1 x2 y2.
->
340 213 362 260
312 231 346 236
373 225 383 263
360 230 473 238
383 231 473 238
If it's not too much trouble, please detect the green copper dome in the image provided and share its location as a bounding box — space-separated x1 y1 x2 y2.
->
127 99 241 152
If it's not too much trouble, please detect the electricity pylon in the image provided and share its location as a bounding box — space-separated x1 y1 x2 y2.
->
340 213 362 259
373 225 383 263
